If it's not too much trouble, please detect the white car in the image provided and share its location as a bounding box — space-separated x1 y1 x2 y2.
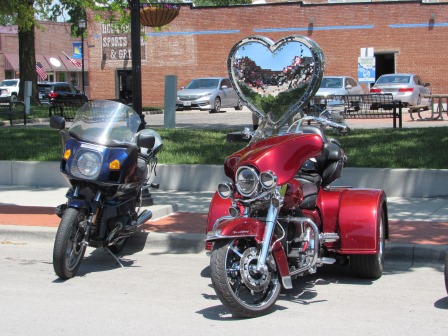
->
316 76 365 97
369 73 431 107
0 79 20 103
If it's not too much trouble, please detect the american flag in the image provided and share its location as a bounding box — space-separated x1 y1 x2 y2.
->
36 62 47 81
62 51 82 68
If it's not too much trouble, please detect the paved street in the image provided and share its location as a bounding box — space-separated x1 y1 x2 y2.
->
0 241 447 335
141 106 448 130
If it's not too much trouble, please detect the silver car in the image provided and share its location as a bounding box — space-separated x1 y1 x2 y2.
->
176 77 243 113
316 76 365 97
369 73 431 107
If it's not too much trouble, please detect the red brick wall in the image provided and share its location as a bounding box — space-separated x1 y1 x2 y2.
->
87 2 448 106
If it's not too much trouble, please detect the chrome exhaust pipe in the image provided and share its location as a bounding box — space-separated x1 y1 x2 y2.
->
137 209 153 225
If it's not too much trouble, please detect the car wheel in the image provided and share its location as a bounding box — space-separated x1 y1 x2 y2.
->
235 98 243 110
425 96 432 111
416 95 422 105
10 94 18 102
210 97 221 113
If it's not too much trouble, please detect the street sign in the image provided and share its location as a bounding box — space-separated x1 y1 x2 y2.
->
358 56 376 83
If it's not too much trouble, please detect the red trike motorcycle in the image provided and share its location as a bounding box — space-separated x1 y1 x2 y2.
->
205 35 388 318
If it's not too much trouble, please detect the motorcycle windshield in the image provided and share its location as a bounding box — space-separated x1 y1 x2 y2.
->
68 100 141 146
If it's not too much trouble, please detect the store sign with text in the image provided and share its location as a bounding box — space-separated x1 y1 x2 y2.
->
101 23 146 61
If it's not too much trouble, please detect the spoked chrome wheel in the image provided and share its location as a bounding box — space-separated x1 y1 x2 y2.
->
53 208 87 279
210 238 281 318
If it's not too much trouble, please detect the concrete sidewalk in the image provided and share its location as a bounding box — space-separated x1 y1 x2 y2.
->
0 186 447 263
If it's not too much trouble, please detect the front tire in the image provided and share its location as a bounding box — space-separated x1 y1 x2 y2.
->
350 207 386 279
53 208 88 279
210 239 281 318
210 97 221 113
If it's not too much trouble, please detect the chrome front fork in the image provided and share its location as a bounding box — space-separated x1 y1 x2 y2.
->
256 203 279 273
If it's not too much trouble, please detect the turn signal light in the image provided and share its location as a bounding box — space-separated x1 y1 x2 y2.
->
109 159 121 170
63 149 71 160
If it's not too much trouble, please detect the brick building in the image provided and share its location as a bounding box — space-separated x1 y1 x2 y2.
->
85 1 448 107
85 1 447 108
0 21 88 93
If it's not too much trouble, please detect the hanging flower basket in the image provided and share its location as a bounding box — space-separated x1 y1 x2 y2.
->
140 3 181 27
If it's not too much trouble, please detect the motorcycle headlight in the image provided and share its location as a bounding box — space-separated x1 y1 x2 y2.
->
71 150 102 180
260 171 277 189
236 166 259 197
217 182 233 199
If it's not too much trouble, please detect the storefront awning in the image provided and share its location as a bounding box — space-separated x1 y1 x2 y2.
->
59 54 89 72
4 53 19 71
3 53 88 72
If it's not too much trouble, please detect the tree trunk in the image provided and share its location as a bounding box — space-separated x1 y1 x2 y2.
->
17 0 38 103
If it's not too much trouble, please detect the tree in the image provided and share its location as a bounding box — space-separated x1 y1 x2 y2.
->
0 0 250 102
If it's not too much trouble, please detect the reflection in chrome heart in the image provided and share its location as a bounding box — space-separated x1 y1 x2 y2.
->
228 35 325 129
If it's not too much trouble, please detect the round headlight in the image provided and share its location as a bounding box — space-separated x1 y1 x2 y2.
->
217 182 233 199
260 171 277 189
236 166 259 197
76 152 101 178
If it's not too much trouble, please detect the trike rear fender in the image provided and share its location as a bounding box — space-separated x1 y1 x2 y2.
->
319 188 388 254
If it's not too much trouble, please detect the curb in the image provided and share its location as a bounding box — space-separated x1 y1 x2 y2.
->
1 225 445 264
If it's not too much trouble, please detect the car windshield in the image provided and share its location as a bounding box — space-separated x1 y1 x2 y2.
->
186 78 220 89
320 78 343 89
0 80 18 87
68 100 141 146
377 75 410 84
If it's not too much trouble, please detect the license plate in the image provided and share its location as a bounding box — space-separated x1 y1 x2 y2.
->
183 101 191 106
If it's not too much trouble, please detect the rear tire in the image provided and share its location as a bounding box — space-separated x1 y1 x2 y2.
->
350 208 386 279
53 208 87 279
235 98 243 110
210 239 281 318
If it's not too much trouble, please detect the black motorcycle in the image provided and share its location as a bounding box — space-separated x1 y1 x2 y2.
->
50 100 162 279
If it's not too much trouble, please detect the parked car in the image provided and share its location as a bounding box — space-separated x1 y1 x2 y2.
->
369 73 431 108
316 76 365 97
38 82 88 105
0 79 20 103
176 77 243 113
314 76 365 112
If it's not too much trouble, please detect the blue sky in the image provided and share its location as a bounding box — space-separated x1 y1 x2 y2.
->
234 41 312 71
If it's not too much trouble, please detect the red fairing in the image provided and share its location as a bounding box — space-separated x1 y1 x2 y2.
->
224 133 323 185
318 188 388 254
206 191 232 234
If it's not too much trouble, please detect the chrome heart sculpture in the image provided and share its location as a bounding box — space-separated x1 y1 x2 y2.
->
228 35 325 129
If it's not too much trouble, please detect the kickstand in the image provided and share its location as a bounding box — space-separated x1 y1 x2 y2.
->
104 247 125 268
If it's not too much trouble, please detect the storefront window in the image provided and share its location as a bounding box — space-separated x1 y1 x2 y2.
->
70 73 77 87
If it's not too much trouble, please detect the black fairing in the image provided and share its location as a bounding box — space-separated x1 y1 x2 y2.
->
299 126 345 188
